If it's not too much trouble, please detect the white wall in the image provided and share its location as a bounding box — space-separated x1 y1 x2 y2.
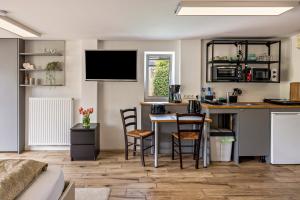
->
98 40 179 150
201 40 282 101
280 35 300 98
181 39 202 96
97 40 202 150
80 40 99 122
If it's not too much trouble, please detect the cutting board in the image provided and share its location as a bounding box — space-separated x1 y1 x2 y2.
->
290 82 300 101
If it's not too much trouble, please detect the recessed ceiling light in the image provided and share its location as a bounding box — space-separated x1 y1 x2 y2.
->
0 10 40 37
175 1 299 16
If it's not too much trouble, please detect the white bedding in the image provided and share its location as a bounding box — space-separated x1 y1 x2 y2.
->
17 166 65 200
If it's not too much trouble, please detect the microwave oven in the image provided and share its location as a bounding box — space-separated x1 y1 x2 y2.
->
212 65 242 81
252 68 270 81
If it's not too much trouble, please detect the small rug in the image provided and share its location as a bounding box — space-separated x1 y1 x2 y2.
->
75 187 111 200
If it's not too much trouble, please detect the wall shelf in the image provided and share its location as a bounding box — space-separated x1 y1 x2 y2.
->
20 84 64 87
19 52 63 56
20 68 63 72
208 60 280 64
19 40 65 87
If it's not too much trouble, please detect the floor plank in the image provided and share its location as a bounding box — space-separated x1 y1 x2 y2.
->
1 151 300 200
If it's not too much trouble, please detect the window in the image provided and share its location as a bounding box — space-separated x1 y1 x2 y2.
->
144 52 175 101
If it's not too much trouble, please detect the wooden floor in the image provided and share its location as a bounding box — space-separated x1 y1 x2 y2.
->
1 151 300 200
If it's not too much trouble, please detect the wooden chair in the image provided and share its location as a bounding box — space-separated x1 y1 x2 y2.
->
171 113 206 169
120 107 154 166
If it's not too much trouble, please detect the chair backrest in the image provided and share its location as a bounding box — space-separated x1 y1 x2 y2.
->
176 113 206 140
120 107 137 136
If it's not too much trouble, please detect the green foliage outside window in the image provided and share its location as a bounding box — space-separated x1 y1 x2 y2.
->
153 60 170 96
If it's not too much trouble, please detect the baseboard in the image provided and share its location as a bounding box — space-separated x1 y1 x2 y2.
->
26 145 70 151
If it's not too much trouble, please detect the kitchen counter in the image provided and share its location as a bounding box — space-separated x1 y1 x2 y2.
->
202 102 300 109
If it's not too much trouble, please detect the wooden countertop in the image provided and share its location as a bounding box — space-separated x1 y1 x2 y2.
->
141 102 188 106
201 102 300 109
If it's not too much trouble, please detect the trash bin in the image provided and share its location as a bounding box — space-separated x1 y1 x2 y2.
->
210 131 235 162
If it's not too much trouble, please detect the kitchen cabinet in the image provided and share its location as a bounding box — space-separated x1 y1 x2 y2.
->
238 109 270 157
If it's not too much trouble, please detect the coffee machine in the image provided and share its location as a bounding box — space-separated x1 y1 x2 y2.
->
169 85 182 103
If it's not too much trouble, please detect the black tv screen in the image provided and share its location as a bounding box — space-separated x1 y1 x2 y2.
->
85 50 137 81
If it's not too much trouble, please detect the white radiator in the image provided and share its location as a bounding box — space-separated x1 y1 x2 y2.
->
28 98 74 146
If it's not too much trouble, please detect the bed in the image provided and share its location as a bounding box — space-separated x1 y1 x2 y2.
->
17 166 74 200
0 160 74 200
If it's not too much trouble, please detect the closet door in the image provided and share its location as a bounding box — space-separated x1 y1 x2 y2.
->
0 39 18 151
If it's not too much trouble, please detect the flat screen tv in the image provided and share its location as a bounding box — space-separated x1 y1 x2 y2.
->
85 50 137 81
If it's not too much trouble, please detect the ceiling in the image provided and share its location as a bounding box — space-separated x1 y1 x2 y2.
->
0 0 300 40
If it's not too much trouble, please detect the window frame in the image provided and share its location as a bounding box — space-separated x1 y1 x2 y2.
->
144 51 175 102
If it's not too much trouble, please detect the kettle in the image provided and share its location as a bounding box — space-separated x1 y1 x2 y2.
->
187 100 201 114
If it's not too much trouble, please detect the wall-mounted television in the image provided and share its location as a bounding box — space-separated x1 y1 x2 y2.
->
85 50 137 81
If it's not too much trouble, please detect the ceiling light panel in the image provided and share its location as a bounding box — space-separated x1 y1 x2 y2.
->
0 16 40 37
175 1 298 16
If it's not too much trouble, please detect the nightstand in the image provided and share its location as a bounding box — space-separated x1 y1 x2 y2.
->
70 123 100 161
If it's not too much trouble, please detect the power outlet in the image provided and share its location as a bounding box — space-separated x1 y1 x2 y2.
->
183 95 194 99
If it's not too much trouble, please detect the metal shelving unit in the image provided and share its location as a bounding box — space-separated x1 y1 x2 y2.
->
206 39 281 83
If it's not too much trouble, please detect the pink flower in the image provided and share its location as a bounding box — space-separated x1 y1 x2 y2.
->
79 106 94 116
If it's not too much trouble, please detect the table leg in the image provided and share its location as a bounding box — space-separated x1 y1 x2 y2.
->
203 123 208 168
151 123 154 155
154 122 158 168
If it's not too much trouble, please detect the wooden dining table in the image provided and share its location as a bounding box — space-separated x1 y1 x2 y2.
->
149 114 212 168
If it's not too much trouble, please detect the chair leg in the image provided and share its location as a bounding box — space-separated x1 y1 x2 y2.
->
171 136 175 160
133 138 137 156
125 137 129 160
178 138 183 169
193 140 197 160
140 137 145 167
195 139 201 169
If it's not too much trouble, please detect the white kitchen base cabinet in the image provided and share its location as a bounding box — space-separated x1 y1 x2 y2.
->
271 112 300 164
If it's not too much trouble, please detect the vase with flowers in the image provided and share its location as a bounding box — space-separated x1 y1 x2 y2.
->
79 107 93 128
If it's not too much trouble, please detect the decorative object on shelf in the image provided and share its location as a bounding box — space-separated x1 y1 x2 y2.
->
29 77 35 85
35 78 41 85
79 107 94 128
24 73 29 85
236 43 244 62
22 62 35 70
257 53 273 62
247 53 257 61
44 48 57 55
46 61 61 85
213 56 228 61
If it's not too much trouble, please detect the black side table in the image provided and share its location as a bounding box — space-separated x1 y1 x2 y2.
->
70 123 100 161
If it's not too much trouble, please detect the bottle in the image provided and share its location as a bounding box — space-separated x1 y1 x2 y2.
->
207 87 212 96
201 87 206 102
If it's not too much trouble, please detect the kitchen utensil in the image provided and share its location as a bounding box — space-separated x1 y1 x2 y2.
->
187 100 201 114
169 85 182 103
